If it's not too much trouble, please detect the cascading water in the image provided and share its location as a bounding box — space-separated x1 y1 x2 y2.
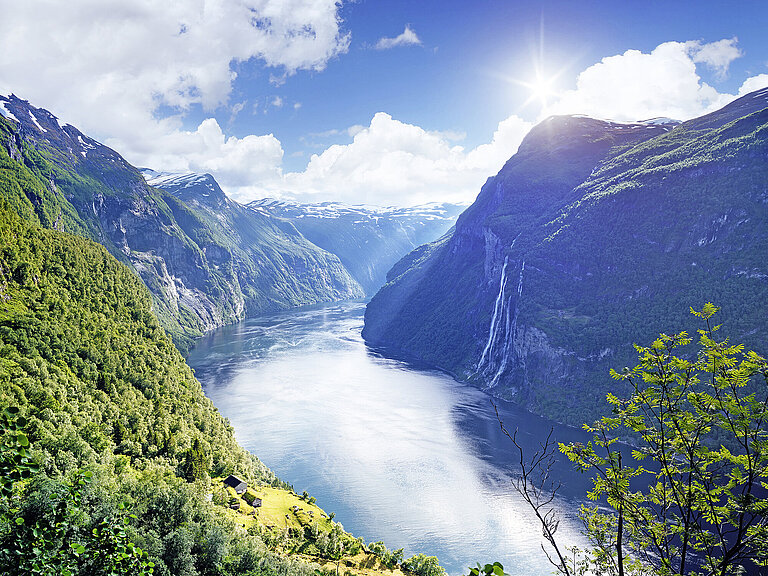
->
478 257 508 369
477 257 525 387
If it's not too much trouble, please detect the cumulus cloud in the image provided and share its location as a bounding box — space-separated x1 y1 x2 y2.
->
140 118 284 187
544 41 732 121
738 74 768 95
0 0 348 181
688 37 742 78
374 25 422 50
226 112 532 206
543 39 754 122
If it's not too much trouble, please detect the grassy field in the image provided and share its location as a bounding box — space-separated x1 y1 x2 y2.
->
212 479 412 576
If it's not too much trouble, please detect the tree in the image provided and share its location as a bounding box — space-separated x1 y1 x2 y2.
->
403 553 445 576
180 437 208 482
0 407 155 575
486 304 768 576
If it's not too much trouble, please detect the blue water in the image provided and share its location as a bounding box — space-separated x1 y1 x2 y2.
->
187 301 591 575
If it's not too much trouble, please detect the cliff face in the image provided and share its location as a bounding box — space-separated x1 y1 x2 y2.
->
364 89 768 424
0 95 363 350
145 171 364 318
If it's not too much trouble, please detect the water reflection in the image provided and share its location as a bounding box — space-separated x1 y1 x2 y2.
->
187 301 590 575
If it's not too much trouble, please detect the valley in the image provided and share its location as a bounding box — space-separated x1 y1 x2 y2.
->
1 68 767 575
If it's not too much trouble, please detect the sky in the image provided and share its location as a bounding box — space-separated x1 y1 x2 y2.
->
1 0 767 207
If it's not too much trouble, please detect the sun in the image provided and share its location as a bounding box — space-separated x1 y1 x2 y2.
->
522 72 558 109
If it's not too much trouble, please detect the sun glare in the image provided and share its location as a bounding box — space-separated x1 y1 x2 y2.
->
522 72 558 109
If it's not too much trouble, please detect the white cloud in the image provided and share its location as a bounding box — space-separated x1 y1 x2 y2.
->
229 100 247 124
688 37 742 78
271 96 284 108
544 41 738 122
0 0 348 182
140 118 284 187
374 25 421 50
227 112 532 206
738 74 768 95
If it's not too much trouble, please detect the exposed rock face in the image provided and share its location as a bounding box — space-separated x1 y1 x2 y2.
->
364 88 768 424
144 171 364 317
0 95 363 350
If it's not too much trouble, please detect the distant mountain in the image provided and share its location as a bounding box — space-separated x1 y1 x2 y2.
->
363 88 768 425
0 94 362 350
250 198 464 294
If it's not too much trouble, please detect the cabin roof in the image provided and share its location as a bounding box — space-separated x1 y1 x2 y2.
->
223 474 247 489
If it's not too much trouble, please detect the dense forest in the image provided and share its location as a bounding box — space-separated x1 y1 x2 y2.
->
0 199 300 573
0 104 445 574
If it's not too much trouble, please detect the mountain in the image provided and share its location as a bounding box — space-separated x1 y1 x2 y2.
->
250 198 465 294
0 195 427 576
363 88 768 425
0 94 362 351
0 99 435 576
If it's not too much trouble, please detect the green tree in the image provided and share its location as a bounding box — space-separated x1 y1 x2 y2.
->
0 408 154 575
180 437 208 482
403 553 445 576
489 304 768 576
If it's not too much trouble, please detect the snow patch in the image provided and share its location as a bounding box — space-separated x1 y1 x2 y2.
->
0 101 18 123
28 110 47 132
77 134 96 157
142 169 212 189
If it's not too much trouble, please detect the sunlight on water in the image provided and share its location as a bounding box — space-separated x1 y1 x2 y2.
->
187 302 589 575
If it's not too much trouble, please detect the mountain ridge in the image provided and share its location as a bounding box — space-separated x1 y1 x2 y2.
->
0 94 364 350
363 88 768 424
249 196 464 295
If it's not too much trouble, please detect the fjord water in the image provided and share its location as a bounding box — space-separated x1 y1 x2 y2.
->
187 301 589 575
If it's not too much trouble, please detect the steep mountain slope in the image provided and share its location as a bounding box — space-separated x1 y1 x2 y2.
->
0 198 292 573
364 88 768 424
0 199 429 576
142 170 364 312
0 95 362 351
250 198 464 294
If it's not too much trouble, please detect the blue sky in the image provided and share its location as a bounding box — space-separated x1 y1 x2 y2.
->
224 0 768 168
1 0 767 205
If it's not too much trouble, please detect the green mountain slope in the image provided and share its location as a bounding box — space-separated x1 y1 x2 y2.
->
0 198 302 572
0 95 363 352
364 88 768 425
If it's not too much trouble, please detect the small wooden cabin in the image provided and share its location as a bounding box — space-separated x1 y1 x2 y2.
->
223 474 247 494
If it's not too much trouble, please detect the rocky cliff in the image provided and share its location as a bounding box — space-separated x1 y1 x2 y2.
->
363 88 768 424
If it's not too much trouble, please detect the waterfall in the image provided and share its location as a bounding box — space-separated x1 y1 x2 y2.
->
489 259 525 386
478 258 525 387
477 257 508 369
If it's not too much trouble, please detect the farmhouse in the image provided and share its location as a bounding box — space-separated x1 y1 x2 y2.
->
223 474 247 494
